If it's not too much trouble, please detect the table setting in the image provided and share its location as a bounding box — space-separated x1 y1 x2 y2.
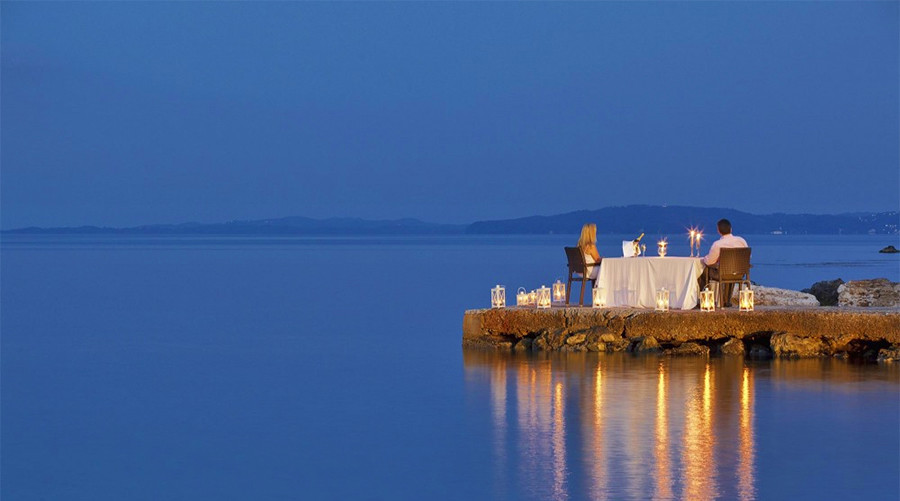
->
596 231 705 310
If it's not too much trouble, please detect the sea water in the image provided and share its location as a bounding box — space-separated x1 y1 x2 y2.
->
1 234 898 500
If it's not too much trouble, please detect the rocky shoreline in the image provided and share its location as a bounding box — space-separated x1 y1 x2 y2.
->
730 278 900 308
463 306 900 361
464 278 900 361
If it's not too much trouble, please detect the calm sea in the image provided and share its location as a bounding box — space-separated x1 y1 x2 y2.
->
2 234 898 500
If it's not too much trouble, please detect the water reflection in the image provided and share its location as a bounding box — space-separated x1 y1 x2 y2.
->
490 356 507 499
681 363 718 500
464 352 900 500
464 352 764 500
585 361 607 500
509 359 569 500
552 382 567 501
654 363 672 500
739 367 755 501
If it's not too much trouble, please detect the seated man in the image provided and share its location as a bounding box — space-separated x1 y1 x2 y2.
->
701 219 748 306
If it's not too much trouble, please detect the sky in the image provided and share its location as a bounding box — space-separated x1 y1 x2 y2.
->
2 1 898 229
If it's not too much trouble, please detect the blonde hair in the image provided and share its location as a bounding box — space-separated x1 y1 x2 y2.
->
577 223 597 249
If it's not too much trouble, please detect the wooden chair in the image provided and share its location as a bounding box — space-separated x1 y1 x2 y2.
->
709 247 752 307
565 247 598 306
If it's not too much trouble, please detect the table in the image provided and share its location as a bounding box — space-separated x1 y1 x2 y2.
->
596 257 703 310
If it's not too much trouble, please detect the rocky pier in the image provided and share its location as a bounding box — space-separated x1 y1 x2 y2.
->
462 306 900 361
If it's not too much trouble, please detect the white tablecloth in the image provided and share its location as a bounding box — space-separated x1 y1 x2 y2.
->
596 257 703 310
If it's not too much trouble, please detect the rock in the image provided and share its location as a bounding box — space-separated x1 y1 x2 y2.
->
581 328 603 344
837 279 900 308
630 336 660 353
543 329 569 350
664 342 709 357
588 342 606 352
829 334 858 355
463 307 900 353
877 346 900 362
719 337 745 356
566 333 587 345
751 285 819 307
770 333 830 357
802 279 844 306
879 245 899 254
467 308 567 340
600 333 620 343
564 309 627 335
514 338 533 351
607 338 631 352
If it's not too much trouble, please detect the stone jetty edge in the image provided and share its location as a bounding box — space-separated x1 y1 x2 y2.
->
462 307 900 361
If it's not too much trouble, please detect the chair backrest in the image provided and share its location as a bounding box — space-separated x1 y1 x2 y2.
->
565 246 588 275
718 247 751 281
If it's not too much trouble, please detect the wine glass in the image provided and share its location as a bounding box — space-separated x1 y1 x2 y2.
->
640 244 647 256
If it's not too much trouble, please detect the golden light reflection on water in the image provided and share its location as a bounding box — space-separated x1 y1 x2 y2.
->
552 382 568 501
655 363 672 500
682 363 718 500
463 352 772 500
587 362 607 500
739 367 756 501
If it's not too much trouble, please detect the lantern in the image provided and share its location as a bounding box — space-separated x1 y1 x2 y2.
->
552 280 566 304
491 284 506 309
740 288 754 312
657 240 668 257
592 286 605 308
700 287 715 312
516 287 529 307
529 290 537 306
655 288 670 312
537 285 551 309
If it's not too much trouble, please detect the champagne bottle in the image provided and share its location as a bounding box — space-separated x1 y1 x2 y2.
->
632 232 644 256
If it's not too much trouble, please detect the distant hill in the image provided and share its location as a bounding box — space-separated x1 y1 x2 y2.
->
4 206 898 235
4 216 466 235
466 205 899 235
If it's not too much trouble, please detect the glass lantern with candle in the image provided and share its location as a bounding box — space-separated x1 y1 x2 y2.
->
516 287 529 307
700 287 715 312
592 286 605 308
657 239 668 257
491 285 506 309
655 288 670 312
537 286 551 309
529 290 537 306
740 288 754 312
552 280 566 305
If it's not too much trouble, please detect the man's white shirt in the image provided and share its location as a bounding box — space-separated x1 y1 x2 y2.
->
701 234 748 266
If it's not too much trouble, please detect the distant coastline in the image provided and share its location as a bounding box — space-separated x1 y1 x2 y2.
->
3 205 898 236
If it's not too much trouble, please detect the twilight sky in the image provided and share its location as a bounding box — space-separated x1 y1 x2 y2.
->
2 2 898 228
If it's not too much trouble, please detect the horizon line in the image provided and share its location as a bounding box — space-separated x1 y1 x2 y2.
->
3 204 898 233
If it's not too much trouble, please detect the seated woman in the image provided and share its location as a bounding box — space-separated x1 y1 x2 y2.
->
577 223 602 280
